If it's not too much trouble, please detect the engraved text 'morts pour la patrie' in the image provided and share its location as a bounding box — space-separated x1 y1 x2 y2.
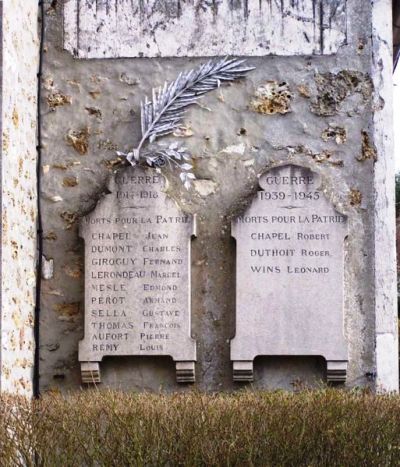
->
79 166 196 383
231 165 348 383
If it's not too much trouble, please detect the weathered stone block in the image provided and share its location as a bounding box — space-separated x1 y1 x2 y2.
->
79 166 196 383
231 165 348 383
63 0 347 58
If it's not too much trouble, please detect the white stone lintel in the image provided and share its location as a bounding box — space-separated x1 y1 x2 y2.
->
63 0 347 59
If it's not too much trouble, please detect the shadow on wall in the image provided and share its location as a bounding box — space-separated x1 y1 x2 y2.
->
396 173 400 351
394 0 400 68
253 356 327 390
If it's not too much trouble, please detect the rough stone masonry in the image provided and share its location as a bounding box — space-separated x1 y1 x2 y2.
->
1 0 396 394
0 0 39 395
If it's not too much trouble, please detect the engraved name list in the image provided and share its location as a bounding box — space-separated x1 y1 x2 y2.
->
79 167 196 383
231 165 348 383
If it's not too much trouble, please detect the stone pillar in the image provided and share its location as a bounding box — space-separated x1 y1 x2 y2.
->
372 0 399 392
0 0 39 395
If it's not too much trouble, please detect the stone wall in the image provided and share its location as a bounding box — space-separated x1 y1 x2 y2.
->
1 0 39 395
37 0 398 392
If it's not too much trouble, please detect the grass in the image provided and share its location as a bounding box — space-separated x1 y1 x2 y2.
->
0 389 399 466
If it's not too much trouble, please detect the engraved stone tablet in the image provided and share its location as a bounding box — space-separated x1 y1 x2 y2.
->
64 0 347 59
231 165 348 383
79 166 196 383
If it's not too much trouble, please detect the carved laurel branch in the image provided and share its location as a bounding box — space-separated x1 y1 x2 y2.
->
118 57 255 189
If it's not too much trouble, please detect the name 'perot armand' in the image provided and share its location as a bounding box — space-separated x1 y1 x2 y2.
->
17 0 395 395
79 167 196 384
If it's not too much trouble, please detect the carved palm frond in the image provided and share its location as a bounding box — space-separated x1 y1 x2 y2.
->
117 57 255 188
133 57 255 159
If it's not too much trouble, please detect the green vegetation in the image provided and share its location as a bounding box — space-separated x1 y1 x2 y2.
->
396 172 400 213
1 389 400 466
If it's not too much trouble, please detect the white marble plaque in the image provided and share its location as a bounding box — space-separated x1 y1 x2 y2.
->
79 166 196 383
231 165 348 383
63 0 347 58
